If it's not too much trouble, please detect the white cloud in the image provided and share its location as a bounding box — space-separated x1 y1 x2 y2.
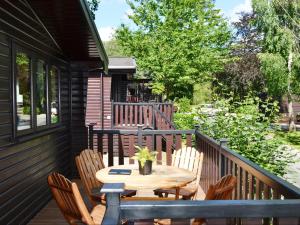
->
229 0 252 22
98 26 116 41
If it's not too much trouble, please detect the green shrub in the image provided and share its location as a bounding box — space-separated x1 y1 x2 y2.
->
197 97 293 176
173 112 198 130
175 97 192 113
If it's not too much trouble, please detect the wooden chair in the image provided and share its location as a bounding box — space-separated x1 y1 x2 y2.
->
75 149 136 206
47 172 105 225
192 174 237 225
154 147 204 199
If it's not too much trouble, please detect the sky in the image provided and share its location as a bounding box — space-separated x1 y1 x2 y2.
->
95 0 253 41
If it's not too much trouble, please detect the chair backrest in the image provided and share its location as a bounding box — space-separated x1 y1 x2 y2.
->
205 175 237 200
192 175 237 225
47 172 95 225
75 149 105 198
172 147 204 185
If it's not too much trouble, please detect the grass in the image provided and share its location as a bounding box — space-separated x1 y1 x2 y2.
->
274 131 300 151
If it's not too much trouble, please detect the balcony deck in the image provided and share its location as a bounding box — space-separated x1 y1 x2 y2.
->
29 120 300 225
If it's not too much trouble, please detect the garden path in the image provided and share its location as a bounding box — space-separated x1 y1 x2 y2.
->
284 149 300 188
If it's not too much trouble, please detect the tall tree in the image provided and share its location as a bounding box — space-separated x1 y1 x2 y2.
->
87 0 100 19
253 0 300 131
103 39 127 57
115 0 231 100
213 12 264 99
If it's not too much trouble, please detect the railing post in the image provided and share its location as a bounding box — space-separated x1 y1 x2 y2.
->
137 125 143 147
219 138 228 178
111 100 114 129
88 123 96 150
100 183 124 225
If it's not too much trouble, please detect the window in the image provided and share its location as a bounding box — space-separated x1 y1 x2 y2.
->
49 66 59 124
16 52 31 131
14 45 61 136
36 60 47 127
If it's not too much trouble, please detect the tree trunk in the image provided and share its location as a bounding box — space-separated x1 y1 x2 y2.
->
287 51 296 132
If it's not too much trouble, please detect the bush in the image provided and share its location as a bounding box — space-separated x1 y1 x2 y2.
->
175 97 192 113
173 112 198 130
197 97 293 176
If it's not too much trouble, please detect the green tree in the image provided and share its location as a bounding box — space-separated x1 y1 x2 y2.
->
103 39 127 57
116 0 231 100
213 12 265 100
87 0 100 19
253 0 300 131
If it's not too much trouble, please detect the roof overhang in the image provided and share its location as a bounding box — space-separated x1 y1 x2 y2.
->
28 0 108 72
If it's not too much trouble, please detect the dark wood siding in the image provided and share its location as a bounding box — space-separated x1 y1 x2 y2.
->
86 76 101 127
0 33 12 147
112 74 128 103
103 76 112 129
0 1 72 225
70 62 88 177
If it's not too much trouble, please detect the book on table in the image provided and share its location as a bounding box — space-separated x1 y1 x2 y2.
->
108 169 132 175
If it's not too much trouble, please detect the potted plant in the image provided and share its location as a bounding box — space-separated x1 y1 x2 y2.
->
133 146 156 175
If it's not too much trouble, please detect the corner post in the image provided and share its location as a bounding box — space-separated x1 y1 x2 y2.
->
88 123 96 150
100 183 124 225
219 138 228 178
137 125 143 147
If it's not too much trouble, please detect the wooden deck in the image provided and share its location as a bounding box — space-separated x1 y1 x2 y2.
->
27 179 298 225
27 179 222 225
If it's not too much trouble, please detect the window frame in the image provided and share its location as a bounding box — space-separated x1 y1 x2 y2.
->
12 43 62 138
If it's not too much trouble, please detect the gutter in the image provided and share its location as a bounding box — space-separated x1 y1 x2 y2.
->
78 0 109 73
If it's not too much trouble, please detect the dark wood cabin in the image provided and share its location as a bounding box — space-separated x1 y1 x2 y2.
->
85 57 137 130
0 1 108 224
1 1 300 225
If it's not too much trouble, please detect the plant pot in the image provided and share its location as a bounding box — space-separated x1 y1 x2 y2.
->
138 160 152 175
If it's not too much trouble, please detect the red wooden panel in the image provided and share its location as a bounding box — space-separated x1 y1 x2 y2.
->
166 135 173 166
125 105 128 126
156 135 162 165
129 105 133 126
186 134 192 147
115 104 119 126
175 134 182 150
129 135 135 164
134 105 138 125
120 105 124 126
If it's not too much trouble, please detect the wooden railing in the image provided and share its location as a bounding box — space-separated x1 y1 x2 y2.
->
101 183 300 225
111 102 174 129
88 124 193 166
88 125 300 224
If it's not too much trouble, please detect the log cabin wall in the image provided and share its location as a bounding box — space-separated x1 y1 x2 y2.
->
103 75 112 129
0 0 71 225
111 74 128 102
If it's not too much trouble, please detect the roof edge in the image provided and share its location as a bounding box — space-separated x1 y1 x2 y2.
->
78 0 109 73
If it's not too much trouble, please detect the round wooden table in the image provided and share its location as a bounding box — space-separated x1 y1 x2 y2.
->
96 164 196 191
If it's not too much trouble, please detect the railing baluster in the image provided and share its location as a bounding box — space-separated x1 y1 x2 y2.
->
129 135 135 164
166 134 172 166
118 134 124 165
98 133 103 155
108 133 114 166
120 105 123 127
115 104 119 127
156 134 162 165
129 105 133 126
88 123 95 150
125 105 128 126
134 105 138 126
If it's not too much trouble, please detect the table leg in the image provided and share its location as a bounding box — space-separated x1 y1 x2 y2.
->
175 187 180 200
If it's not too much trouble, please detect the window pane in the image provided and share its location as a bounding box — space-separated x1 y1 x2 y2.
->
16 52 31 131
50 66 59 124
36 60 47 127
